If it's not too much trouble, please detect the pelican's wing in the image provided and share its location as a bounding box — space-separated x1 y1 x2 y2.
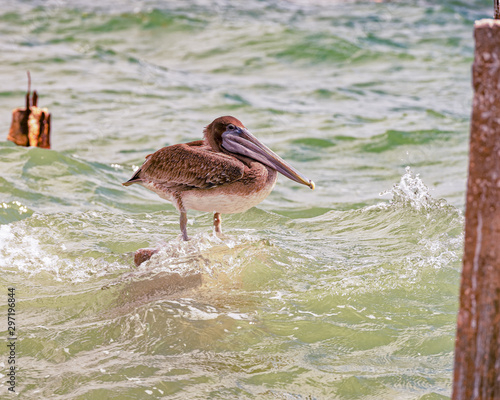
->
123 141 245 189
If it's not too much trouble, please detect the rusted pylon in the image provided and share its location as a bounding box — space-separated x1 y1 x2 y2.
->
7 71 51 149
452 18 500 400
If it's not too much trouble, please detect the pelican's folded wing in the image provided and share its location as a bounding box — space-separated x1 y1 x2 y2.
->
123 142 245 189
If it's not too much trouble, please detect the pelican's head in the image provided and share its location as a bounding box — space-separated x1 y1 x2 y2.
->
205 116 315 190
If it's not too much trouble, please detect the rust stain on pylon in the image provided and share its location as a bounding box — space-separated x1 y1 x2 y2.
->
7 71 51 149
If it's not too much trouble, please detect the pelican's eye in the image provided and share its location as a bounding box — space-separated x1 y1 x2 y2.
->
227 124 236 131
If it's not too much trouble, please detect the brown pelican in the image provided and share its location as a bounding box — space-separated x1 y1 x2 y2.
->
123 116 314 240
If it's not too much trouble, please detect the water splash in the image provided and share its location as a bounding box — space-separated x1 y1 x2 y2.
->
379 166 452 212
379 167 464 272
0 223 127 282
116 232 268 285
0 204 275 285
406 234 463 272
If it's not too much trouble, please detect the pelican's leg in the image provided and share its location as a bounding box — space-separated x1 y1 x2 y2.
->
214 212 222 236
180 211 189 241
174 192 189 241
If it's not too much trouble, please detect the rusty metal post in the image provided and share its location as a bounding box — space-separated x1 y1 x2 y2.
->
7 72 51 149
452 19 500 400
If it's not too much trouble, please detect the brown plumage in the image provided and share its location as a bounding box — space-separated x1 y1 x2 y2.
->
123 116 314 240
125 140 244 189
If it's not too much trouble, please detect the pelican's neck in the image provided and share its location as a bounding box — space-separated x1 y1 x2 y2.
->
203 126 221 152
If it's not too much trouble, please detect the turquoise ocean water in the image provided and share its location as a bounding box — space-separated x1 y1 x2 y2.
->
0 1 491 398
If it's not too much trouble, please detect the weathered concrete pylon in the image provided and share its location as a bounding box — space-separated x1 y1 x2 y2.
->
452 18 500 400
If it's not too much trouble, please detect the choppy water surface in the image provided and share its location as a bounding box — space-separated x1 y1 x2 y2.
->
0 0 490 398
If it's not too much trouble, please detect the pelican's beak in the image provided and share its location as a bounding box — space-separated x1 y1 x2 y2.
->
222 127 315 190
